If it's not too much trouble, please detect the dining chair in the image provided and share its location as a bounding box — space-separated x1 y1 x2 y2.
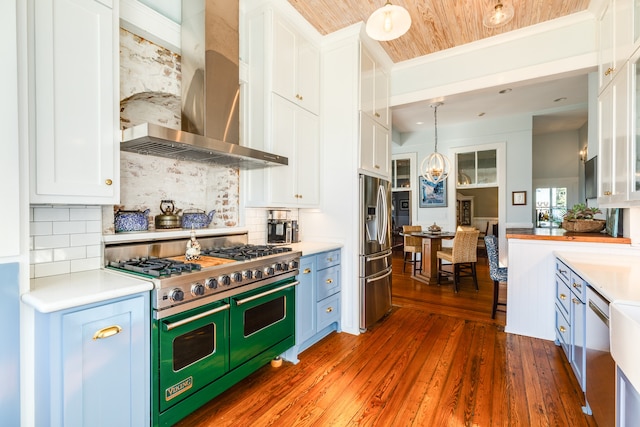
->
436 229 480 292
484 234 508 318
402 225 422 274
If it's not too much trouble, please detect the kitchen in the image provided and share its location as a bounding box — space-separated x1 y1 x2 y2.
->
4 0 640 425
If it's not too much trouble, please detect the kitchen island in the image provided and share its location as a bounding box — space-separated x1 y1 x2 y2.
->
505 228 635 340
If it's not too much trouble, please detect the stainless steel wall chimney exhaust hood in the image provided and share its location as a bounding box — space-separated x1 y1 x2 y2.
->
121 0 287 168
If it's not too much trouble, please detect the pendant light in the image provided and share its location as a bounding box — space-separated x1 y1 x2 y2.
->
483 1 514 28
420 102 450 184
366 1 411 41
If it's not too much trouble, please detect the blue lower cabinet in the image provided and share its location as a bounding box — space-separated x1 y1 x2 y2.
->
284 249 341 363
35 293 150 427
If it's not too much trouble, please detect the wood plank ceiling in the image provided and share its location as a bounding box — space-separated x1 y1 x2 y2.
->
287 0 591 63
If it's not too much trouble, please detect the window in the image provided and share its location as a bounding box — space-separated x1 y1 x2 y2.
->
456 149 497 187
535 187 567 228
391 158 411 189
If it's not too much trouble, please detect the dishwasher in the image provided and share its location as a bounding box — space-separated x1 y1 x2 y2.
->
585 286 616 427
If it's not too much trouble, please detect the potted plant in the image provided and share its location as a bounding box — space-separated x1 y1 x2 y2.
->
561 203 606 232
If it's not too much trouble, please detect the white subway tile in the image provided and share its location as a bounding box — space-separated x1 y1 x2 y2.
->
31 249 53 264
34 234 70 250
29 264 35 279
70 233 101 247
86 244 101 258
53 221 86 235
30 221 52 236
85 220 102 233
71 257 101 272
33 206 70 222
54 246 87 261
70 207 102 221
34 261 70 278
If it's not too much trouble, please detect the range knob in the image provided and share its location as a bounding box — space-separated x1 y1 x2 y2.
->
231 272 243 283
273 263 283 272
191 283 205 296
218 275 231 286
169 288 184 302
243 270 253 280
205 277 218 289
289 260 299 270
263 266 275 276
252 270 263 279
280 262 289 271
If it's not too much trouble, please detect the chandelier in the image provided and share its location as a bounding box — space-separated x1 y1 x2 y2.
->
365 1 411 41
420 102 450 184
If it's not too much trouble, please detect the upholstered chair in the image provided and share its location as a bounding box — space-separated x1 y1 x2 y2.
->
484 234 508 318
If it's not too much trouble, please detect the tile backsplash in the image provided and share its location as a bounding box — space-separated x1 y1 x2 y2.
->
30 205 102 278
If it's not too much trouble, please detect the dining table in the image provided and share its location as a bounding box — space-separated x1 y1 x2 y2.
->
409 231 456 285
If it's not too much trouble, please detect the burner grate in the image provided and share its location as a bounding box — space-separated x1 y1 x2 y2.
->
109 257 202 277
201 245 292 261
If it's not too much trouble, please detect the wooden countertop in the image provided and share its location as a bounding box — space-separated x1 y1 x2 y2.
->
506 227 631 244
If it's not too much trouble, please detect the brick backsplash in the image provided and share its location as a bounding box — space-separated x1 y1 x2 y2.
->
30 205 102 278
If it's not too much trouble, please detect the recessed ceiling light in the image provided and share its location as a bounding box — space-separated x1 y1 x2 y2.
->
554 97 567 102
499 88 512 94
416 121 424 125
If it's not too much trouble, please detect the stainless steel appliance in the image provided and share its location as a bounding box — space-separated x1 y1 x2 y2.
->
120 0 287 169
585 286 615 427
104 233 300 427
268 219 299 244
359 174 393 331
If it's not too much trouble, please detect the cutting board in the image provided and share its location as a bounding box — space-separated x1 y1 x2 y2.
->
169 255 235 268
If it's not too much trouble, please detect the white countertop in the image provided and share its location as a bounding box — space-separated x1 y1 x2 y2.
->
288 241 343 257
23 269 154 313
555 252 640 302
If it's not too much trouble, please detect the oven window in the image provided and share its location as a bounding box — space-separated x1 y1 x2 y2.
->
173 323 215 371
244 296 285 336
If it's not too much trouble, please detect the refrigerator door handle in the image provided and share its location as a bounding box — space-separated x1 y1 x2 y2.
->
366 252 391 262
366 269 392 283
376 184 388 246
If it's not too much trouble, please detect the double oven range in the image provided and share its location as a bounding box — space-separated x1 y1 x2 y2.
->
105 232 300 427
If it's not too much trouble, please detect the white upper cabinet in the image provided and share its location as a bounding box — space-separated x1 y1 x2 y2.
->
244 4 321 208
30 0 119 204
598 61 630 206
272 13 320 115
598 0 633 94
360 46 389 129
359 112 390 177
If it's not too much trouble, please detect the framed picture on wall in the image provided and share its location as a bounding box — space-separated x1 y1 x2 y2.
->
419 176 447 208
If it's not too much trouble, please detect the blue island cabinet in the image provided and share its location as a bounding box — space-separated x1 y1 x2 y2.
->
284 249 341 363
35 292 150 427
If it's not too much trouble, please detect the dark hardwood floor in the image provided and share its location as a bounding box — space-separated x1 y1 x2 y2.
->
175 251 597 426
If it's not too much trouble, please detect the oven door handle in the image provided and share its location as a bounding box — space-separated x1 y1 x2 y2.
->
234 281 300 306
163 303 231 331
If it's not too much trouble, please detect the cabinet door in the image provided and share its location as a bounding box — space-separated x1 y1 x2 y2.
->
374 66 389 127
360 47 376 121
272 14 319 115
270 95 298 205
296 256 317 345
628 51 640 201
571 296 586 391
61 294 148 427
599 66 629 205
295 107 320 206
598 1 614 92
32 0 118 204
360 113 390 178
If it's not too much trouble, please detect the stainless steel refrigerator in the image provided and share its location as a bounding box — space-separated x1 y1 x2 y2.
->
359 174 393 331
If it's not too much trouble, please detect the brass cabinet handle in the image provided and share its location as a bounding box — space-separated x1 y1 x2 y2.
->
296 94 303 100
560 294 567 300
559 325 566 333
303 268 312 274
604 67 614 76
572 298 581 305
326 307 333 313
105 179 113 186
375 165 380 169
375 112 380 118
326 278 333 284
572 282 582 289
604 191 612 196
93 325 122 340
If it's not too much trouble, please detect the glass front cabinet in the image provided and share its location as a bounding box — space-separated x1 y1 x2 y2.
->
457 149 497 188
